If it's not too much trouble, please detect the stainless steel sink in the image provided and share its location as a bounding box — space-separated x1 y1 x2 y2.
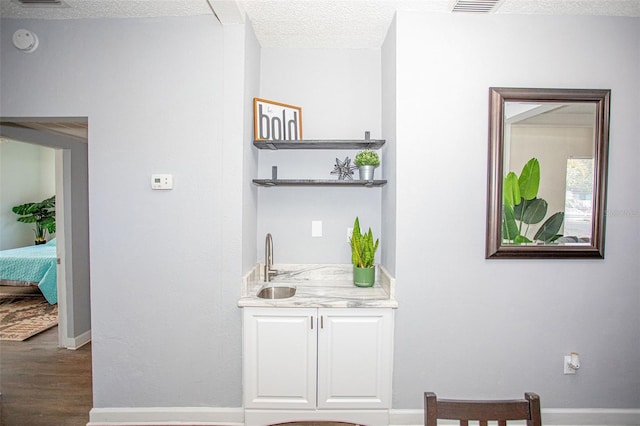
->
257 285 296 299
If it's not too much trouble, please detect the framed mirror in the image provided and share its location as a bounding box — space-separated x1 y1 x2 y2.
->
486 87 610 259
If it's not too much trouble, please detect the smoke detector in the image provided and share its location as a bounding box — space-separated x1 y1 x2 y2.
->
13 29 39 53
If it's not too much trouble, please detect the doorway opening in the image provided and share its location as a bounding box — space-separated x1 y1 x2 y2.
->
0 117 90 349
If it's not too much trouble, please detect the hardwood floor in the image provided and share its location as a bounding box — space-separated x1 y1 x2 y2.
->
0 326 359 426
0 326 92 425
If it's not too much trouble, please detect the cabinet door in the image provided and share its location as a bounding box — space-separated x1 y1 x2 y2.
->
317 308 393 409
243 308 317 409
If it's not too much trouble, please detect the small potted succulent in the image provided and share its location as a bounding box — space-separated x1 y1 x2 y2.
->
12 195 56 245
354 149 380 181
349 216 379 287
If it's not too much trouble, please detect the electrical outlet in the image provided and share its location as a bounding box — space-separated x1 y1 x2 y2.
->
347 227 353 242
564 356 576 374
312 221 322 237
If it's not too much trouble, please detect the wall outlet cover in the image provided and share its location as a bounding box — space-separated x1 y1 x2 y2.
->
312 220 322 237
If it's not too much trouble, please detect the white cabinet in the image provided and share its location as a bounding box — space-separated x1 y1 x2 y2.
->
243 307 394 422
243 307 317 409
317 309 393 409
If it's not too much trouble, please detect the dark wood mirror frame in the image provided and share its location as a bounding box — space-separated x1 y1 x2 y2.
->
486 87 610 259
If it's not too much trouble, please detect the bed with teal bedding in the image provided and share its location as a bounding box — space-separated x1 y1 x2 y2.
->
0 238 57 304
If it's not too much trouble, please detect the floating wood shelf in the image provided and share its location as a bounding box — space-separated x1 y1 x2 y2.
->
253 139 385 150
253 179 387 187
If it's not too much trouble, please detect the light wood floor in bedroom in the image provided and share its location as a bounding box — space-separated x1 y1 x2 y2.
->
0 326 92 426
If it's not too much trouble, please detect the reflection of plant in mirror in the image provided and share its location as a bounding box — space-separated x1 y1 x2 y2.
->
503 158 564 244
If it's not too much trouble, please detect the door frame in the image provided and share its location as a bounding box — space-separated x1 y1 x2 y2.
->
0 117 90 349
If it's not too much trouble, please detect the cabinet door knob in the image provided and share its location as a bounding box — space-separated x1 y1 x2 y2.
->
311 316 314 330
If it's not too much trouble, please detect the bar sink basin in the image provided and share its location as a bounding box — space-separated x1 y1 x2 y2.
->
257 285 296 299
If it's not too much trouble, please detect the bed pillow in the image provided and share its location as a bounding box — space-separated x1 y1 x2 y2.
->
46 238 56 246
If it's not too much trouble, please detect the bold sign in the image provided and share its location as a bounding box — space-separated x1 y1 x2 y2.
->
253 98 303 141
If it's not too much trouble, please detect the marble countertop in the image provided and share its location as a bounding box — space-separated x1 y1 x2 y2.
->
238 264 398 308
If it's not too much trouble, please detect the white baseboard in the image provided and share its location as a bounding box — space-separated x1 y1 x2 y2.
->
65 328 91 350
88 407 244 425
542 409 640 425
87 406 640 426
389 408 640 425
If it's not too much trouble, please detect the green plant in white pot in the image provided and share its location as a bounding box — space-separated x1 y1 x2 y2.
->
350 216 379 287
354 150 380 181
12 195 56 245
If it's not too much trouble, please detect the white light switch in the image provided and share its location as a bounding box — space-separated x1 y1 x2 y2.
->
312 220 322 237
151 174 173 190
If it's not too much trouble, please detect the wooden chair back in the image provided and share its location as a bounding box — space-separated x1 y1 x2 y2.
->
424 392 542 426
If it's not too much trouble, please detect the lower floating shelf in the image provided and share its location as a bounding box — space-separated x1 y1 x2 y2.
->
253 179 387 187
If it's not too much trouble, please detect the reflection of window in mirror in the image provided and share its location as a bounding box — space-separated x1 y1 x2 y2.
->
563 158 593 243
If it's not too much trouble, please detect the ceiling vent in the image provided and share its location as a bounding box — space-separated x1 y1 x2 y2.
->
13 0 69 7
450 0 504 13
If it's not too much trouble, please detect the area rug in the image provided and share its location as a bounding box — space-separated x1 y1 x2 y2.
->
0 296 58 341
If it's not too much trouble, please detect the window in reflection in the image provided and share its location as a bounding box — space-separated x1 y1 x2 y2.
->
562 158 594 243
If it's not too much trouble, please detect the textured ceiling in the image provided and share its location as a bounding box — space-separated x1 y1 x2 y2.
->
1 0 639 48
0 0 212 19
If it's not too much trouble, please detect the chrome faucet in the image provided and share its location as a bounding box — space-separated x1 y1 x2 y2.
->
264 233 277 282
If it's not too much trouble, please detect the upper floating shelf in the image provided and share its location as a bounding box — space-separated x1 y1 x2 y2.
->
253 139 386 150
253 179 387 187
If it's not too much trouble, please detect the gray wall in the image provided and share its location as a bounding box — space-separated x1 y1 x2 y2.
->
242 19 261 274
1 15 244 407
257 48 383 264
391 13 640 409
2 11 638 415
381 16 397 277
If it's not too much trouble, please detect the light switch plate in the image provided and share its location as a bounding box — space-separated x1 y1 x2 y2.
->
312 220 322 237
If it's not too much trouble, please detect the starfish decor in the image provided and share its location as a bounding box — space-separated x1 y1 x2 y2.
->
330 156 358 180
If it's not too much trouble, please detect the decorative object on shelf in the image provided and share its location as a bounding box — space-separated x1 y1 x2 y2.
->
354 149 380 181
253 98 303 142
12 195 56 245
330 156 358 180
503 157 564 245
349 216 379 287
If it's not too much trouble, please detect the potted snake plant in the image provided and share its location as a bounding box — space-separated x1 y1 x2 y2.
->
354 149 380 181
12 195 56 245
349 216 379 287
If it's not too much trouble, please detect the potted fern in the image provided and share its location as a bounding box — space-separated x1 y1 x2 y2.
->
12 195 56 245
354 149 380 181
349 216 379 287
